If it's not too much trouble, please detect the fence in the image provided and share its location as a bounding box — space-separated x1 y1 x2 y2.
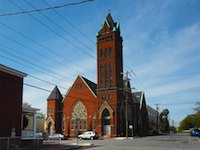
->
0 136 21 150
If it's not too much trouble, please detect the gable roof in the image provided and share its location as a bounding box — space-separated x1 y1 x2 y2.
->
79 75 97 97
132 91 143 103
62 75 97 101
80 76 97 96
0 64 27 78
47 86 63 101
123 79 132 93
132 91 147 110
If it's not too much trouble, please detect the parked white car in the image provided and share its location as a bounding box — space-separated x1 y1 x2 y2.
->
78 131 98 140
48 133 64 140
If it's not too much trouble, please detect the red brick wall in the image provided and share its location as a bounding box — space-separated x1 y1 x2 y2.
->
46 99 62 133
62 76 97 136
96 22 123 136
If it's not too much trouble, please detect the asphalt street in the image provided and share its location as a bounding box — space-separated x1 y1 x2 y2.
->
76 134 200 150
42 134 200 150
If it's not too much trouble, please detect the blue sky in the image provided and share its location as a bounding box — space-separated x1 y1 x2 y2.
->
0 0 200 126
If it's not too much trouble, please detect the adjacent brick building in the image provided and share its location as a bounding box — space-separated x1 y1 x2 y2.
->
0 64 27 138
0 64 27 149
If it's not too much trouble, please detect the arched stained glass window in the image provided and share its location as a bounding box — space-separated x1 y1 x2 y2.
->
71 101 87 131
72 101 87 119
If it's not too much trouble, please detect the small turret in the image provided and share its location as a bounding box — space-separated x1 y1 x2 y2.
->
46 86 63 134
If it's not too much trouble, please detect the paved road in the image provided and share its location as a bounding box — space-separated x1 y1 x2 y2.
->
73 134 200 150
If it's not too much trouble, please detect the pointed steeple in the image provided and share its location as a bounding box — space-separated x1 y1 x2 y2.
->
47 86 63 101
97 12 120 36
106 12 115 28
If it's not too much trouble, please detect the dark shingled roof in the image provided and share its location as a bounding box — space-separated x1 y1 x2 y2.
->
132 92 143 103
97 13 119 36
106 13 115 29
47 86 63 101
81 76 97 95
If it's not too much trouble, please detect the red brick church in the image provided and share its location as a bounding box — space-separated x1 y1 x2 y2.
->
46 13 149 137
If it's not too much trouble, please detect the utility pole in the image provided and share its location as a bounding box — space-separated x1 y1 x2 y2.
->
155 103 159 134
124 71 129 139
122 71 134 139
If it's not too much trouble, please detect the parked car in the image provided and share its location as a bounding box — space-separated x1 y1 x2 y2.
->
190 129 200 137
78 131 98 140
48 133 64 140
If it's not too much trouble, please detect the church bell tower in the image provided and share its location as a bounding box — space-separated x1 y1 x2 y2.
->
96 13 124 136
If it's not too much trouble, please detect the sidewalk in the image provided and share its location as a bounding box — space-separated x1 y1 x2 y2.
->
17 143 80 150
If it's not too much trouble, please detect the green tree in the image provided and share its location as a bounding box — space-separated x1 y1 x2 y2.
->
160 108 170 132
36 112 45 119
23 102 31 107
193 102 200 128
179 114 194 131
193 102 200 114
23 115 29 129
178 102 200 132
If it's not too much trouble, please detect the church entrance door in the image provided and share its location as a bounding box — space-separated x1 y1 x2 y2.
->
102 109 110 135
48 122 53 135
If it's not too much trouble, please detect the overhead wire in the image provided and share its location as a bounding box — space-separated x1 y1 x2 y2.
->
0 37 93 83
129 71 158 102
1 0 181 110
41 0 96 46
0 74 98 104
0 0 100 101
0 55 98 101
0 56 68 90
0 49 73 90
24 0 96 54
0 49 71 83
1 64 197 111
0 31 95 77
0 0 95 17
8 0 95 59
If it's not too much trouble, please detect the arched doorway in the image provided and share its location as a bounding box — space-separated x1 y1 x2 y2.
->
102 109 110 135
48 122 53 135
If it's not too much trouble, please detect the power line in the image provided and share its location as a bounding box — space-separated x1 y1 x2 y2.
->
2 69 196 110
160 102 198 106
8 0 96 59
0 43 64 74
0 0 95 17
0 31 95 76
0 45 98 101
0 49 69 90
28 75 68 90
0 61 98 103
130 71 158 102
41 0 96 46
0 50 71 83
24 0 96 54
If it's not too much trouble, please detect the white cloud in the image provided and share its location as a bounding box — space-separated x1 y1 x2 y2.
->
131 23 200 90
149 75 200 97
